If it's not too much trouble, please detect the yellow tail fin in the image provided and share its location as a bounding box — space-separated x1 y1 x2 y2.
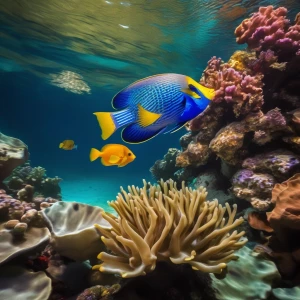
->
90 148 103 162
93 112 116 140
59 143 64 148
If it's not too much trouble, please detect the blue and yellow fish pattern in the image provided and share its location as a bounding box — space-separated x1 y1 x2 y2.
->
94 73 215 144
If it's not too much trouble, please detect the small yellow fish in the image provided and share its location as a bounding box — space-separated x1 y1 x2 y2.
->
59 140 77 150
89 144 136 167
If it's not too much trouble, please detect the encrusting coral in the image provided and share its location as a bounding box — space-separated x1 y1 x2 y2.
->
93 179 247 278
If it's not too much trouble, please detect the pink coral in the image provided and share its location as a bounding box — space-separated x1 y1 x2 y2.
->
235 6 300 56
200 56 263 116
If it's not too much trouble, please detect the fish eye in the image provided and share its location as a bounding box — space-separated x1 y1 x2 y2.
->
128 153 132 156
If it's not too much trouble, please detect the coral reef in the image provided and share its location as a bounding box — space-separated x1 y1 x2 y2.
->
149 4 300 289
199 56 264 117
209 109 288 165
248 174 300 283
76 284 121 300
150 148 181 181
189 169 233 205
0 132 29 183
242 149 300 180
93 179 247 278
0 189 55 265
235 6 300 59
5 161 63 199
231 169 276 210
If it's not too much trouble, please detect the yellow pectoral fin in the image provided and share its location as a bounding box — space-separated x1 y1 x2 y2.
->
108 155 121 164
118 159 129 167
119 156 127 165
137 104 161 127
59 143 64 148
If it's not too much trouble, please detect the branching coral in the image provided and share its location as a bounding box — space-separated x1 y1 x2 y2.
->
93 180 247 278
199 56 264 116
235 6 300 57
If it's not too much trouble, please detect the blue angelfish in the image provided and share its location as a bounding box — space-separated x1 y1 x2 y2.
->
93 73 215 144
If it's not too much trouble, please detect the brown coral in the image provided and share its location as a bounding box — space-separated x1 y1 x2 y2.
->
267 173 300 246
209 109 287 165
176 142 211 168
93 180 247 278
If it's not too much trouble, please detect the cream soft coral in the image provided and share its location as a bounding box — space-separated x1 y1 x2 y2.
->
93 180 247 278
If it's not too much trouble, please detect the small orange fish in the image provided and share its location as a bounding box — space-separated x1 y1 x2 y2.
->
59 140 77 150
89 144 136 167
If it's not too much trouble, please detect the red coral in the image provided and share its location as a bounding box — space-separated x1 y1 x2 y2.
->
235 6 300 56
200 56 264 116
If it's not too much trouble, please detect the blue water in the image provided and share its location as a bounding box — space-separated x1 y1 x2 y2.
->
1 0 300 208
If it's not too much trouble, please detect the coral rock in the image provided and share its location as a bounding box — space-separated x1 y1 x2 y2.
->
76 284 121 300
231 169 276 210
209 121 245 165
210 109 287 165
267 174 300 247
242 149 300 180
283 136 300 153
0 132 29 182
150 148 181 181
176 142 211 168
187 104 225 141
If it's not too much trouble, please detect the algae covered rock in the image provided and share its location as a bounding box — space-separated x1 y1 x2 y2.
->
231 169 276 210
242 150 300 180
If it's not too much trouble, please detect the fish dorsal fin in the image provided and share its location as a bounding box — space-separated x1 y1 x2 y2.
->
112 90 132 110
137 104 161 127
111 74 167 110
108 155 121 164
101 144 114 152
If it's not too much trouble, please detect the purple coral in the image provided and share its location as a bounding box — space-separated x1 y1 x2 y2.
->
235 6 300 57
231 169 276 210
199 56 263 116
242 150 300 180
